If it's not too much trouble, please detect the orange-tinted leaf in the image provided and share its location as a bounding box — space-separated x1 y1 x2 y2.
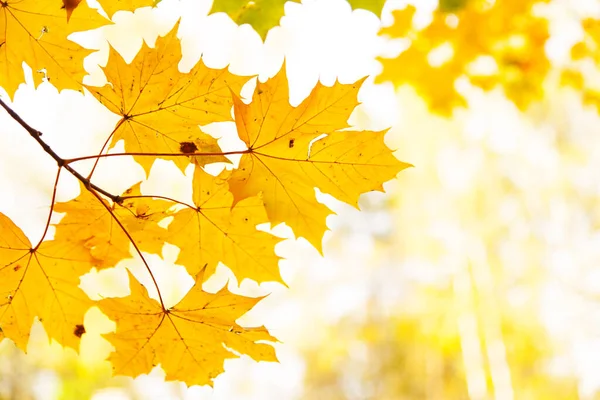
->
167 167 283 284
0 213 93 350
62 0 84 21
98 271 277 386
228 67 409 250
0 0 108 98
86 22 249 175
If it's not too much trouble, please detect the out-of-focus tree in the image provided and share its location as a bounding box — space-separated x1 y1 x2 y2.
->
301 296 578 400
376 0 550 115
300 31 600 394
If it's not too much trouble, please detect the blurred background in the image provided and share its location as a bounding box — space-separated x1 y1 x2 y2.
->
2 0 600 398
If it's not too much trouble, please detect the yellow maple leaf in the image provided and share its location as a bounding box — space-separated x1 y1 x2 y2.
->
0 0 108 98
377 2 550 114
98 271 278 386
166 166 283 284
0 213 93 350
53 183 170 268
97 0 158 19
228 67 409 250
86 22 250 175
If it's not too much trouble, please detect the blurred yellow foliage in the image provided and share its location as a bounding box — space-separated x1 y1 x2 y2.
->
377 1 550 115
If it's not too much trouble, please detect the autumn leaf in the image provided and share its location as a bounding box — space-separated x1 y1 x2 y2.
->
53 183 171 268
86 22 249 175
211 0 385 40
0 0 108 98
227 67 409 250
166 166 283 284
97 0 159 19
98 271 277 386
377 2 550 115
0 213 93 350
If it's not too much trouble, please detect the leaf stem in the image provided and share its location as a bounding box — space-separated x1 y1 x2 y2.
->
33 166 62 250
64 149 250 164
119 194 196 210
89 189 167 310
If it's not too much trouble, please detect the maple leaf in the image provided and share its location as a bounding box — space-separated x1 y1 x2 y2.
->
0 213 93 350
53 183 170 268
166 166 283 284
97 0 159 19
211 0 385 40
227 67 410 250
377 2 550 115
0 0 108 98
86 22 250 175
98 271 278 386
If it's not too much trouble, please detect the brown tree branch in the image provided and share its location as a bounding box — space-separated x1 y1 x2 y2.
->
0 96 166 309
0 97 119 203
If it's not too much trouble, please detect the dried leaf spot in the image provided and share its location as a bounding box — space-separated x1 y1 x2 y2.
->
73 324 85 338
180 141 198 154
13 265 21 272
288 139 295 148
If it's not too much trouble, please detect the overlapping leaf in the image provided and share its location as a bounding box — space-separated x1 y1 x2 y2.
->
228 68 409 250
53 184 171 268
0 213 93 350
166 167 283 284
0 3 409 386
0 0 108 98
377 2 550 115
98 271 277 386
86 23 250 175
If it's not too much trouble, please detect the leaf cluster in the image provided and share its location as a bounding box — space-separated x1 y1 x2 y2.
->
0 0 407 386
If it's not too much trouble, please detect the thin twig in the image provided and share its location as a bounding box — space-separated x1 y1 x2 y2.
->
33 167 62 250
0 96 166 309
86 119 124 180
89 189 167 310
0 97 120 203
